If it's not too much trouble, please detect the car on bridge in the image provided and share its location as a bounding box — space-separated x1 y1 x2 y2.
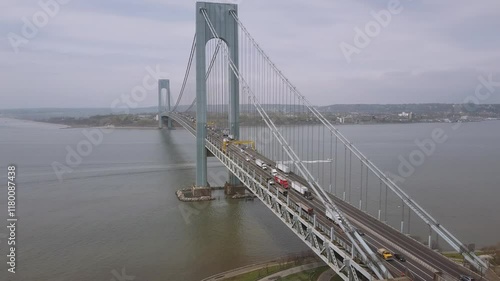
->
394 253 406 262
377 248 394 261
460 275 475 281
355 229 365 236
277 186 288 196
266 177 275 186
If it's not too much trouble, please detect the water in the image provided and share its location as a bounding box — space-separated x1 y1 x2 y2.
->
0 118 499 280
0 119 308 281
242 121 500 247
329 122 500 246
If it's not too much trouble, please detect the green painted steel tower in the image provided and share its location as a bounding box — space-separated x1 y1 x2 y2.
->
195 2 240 187
158 79 172 129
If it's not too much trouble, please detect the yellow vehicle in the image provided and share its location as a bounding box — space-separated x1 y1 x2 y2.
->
377 248 394 261
222 139 255 153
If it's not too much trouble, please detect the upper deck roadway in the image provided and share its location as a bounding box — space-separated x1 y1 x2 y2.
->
167 112 487 281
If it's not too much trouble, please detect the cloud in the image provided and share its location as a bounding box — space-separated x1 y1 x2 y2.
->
1 0 499 108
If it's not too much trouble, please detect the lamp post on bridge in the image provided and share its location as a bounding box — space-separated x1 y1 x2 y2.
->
397 203 404 233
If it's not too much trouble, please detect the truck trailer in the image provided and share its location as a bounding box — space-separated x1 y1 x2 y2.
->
291 181 313 199
255 159 267 170
276 163 291 174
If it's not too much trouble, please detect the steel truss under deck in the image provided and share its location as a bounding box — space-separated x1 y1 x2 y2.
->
170 112 378 281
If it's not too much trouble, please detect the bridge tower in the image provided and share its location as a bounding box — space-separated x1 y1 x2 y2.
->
195 2 239 187
158 79 172 129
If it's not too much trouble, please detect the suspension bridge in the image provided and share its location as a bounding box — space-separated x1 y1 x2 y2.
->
157 2 495 280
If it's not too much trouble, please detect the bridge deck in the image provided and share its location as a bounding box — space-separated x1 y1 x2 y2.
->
167 112 487 281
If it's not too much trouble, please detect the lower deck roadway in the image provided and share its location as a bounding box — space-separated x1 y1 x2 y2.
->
215 132 415 280
239 146 483 280
171 113 485 281
184 117 442 280
236 136 482 281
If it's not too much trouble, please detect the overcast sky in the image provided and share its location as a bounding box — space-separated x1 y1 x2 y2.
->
1 0 500 109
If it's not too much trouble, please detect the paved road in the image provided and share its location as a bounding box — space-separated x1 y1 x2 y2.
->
257 262 324 281
317 268 336 281
201 259 289 281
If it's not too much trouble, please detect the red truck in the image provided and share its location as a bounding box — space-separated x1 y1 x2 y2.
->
274 175 289 189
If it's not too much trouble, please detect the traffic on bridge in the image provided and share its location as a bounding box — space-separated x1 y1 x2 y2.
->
167 111 485 281
157 2 495 280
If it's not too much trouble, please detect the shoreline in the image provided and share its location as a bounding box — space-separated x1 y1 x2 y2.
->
0 117 71 128
0 118 160 129
61 125 159 130
72 118 499 128
2 116 499 130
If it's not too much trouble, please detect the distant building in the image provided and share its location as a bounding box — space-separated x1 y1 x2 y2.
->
338 116 354 124
398 112 413 120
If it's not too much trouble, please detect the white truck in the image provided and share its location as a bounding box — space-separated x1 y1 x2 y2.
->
326 209 342 225
255 159 267 170
276 163 290 174
291 181 313 200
